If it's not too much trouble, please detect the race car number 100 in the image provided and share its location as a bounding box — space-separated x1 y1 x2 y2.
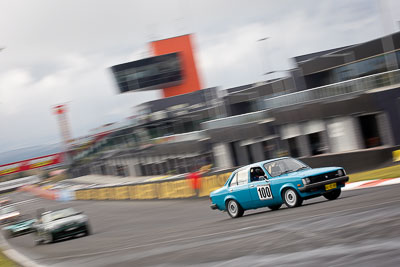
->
257 185 273 200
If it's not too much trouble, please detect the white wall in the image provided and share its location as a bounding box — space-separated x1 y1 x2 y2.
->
212 143 233 169
326 116 361 153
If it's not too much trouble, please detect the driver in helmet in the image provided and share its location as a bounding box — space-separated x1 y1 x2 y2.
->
252 168 266 182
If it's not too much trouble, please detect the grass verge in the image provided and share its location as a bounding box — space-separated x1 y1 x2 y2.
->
348 164 400 183
0 251 18 267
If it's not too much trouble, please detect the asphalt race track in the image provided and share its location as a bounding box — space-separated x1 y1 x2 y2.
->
4 184 400 267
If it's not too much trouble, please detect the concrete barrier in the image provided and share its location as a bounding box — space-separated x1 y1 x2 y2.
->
74 171 232 201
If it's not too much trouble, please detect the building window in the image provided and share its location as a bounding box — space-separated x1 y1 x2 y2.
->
307 132 324 155
287 138 299 158
358 114 382 148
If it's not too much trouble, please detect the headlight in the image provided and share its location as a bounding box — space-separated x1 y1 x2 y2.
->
302 177 310 185
337 169 344 176
45 225 57 231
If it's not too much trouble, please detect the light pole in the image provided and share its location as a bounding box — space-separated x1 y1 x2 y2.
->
257 37 271 80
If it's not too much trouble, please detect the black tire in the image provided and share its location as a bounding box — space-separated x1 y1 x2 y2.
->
226 199 244 218
3 230 11 239
85 225 91 236
44 232 53 244
282 188 303 208
268 204 282 211
33 232 43 246
323 189 341 200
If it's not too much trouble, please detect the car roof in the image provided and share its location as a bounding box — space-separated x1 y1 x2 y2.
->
42 207 77 215
234 157 291 172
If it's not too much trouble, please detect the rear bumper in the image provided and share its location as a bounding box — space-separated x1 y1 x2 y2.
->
298 176 349 192
210 204 218 210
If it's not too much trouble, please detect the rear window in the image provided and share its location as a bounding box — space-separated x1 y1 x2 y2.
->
229 173 238 187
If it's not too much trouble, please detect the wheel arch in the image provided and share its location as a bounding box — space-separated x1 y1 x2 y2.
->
224 195 241 209
279 184 300 198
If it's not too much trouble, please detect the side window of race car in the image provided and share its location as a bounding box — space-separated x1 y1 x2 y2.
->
237 169 249 185
229 173 238 187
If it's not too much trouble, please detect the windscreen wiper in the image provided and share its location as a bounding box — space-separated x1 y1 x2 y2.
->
294 166 308 172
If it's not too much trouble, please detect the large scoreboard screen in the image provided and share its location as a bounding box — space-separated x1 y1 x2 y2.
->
111 53 183 93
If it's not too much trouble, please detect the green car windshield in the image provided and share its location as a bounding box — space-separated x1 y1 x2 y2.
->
42 208 79 223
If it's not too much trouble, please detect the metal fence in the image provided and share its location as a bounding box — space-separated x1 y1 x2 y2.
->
264 69 400 110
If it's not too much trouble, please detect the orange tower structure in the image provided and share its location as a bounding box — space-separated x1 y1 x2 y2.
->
150 34 202 98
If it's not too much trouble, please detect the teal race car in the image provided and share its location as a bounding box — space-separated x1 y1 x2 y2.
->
2 217 37 238
210 157 349 218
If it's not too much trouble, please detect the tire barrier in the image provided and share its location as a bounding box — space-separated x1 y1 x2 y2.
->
74 171 233 201
393 149 400 162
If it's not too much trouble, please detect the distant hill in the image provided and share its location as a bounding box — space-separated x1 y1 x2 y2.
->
0 144 62 165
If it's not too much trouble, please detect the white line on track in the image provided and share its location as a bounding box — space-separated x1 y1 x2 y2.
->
45 197 400 261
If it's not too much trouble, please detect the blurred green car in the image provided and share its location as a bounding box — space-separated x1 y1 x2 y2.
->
33 208 91 245
2 218 37 238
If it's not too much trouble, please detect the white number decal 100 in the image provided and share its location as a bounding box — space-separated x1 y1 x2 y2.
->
257 185 273 200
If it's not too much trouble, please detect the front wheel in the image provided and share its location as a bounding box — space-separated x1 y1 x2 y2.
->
282 188 303 208
85 225 91 236
33 232 43 246
43 232 53 244
323 189 341 200
226 199 244 218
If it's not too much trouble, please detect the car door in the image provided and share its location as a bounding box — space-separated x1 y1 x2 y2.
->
228 168 252 209
248 171 277 208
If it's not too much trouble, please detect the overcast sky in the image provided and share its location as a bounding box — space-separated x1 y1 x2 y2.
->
0 0 400 154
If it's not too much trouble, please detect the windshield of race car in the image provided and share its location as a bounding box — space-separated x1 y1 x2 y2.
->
42 208 79 223
264 158 309 177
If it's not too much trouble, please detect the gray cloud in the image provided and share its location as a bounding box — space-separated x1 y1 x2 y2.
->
0 0 398 154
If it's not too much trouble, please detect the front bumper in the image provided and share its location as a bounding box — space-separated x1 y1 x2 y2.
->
52 224 87 240
298 176 349 192
210 204 218 210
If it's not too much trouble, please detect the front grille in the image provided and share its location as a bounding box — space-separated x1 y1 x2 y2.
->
309 171 340 184
54 225 86 239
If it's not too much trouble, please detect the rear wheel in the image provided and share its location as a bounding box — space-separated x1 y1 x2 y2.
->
226 199 244 218
3 230 11 239
323 189 341 200
282 188 303 208
268 204 282 211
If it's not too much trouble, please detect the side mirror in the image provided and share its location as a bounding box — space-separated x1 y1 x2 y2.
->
36 208 45 219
